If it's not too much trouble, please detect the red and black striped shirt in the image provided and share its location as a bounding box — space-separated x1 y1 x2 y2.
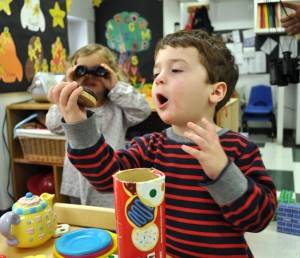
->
67 123 277 258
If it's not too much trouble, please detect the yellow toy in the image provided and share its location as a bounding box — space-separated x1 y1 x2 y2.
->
0 192 57 248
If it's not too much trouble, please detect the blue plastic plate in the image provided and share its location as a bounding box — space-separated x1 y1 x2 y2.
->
55 228 112 256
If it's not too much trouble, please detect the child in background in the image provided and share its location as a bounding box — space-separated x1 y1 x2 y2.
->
45 43 151 207
49 30 277 257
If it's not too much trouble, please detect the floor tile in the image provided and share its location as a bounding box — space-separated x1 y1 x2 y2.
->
293 148 300 162
267 170 294 191
260 143 294 171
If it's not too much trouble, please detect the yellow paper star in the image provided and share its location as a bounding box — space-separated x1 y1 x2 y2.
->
49 2 66 29
93 0 103 8
0 0 12 16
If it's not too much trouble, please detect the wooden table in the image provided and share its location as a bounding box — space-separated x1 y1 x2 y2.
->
0 203 116 257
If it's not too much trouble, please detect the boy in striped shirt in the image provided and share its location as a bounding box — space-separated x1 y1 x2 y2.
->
49 30 277 257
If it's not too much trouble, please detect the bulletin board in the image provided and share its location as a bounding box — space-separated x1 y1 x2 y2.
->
256 34 300 73
0 0 69 94
94 0 163 91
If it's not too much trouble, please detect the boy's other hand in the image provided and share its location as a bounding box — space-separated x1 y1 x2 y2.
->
48 81 87 123
281 2 300 35
181 118 228 180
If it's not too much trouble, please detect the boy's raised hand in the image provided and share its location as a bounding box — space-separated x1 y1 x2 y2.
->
181 118 228 180
48 75 87 124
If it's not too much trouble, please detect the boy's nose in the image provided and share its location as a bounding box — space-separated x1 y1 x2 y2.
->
154 75 165 85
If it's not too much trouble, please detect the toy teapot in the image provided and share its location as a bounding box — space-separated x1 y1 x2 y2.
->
0 192 57 248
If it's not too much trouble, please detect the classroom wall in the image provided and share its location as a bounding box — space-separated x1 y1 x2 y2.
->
164 0 297 130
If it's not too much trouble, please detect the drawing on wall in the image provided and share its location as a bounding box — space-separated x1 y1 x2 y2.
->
0 0 68 93
105 11 151 89
93 0 103 8
0 0 12 16
49 1 66 29
20 0 46 32
0 27 23 83
25 36 48 81
50 37 67 73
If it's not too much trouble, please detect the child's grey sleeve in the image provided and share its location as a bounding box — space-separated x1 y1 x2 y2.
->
45 104 65 135
107 81 152 127
62 112 100 149
205 161 248 206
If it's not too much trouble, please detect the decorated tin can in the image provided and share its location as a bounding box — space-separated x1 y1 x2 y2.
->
113 168 166 258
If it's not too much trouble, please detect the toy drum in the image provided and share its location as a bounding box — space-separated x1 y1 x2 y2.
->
113 168 166 258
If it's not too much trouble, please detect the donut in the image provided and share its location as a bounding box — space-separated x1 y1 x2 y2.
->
77 88 97 108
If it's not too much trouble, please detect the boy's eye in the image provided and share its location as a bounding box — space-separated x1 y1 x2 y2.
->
172 69 182 73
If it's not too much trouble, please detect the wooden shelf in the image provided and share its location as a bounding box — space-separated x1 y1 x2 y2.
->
14 157 63 167
255 27 285 34
8 100 52 110
6 101 67 202
254 0 300 34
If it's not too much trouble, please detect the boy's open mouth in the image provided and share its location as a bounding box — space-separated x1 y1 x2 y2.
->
156 93 168 107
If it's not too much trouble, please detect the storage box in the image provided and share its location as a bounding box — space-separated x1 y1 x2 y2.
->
15 128 66 164
277 202 300 236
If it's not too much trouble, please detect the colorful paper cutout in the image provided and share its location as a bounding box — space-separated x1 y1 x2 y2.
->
105 11 151 89
93 0 103 8
105 11 151 53
49 2 66 29
0 27 23 83
20 0 46 32
0 0 12 16
25 36 47 81
50 37 67 73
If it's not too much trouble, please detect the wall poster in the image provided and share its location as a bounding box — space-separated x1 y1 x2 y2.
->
0 0 69 93
94 0 163 96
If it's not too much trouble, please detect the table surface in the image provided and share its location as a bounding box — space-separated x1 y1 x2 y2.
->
0 231 65 257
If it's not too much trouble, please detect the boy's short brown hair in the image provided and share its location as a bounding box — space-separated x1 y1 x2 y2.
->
155 30 239 112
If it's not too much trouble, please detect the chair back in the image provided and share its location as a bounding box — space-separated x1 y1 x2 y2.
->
248 85 273 108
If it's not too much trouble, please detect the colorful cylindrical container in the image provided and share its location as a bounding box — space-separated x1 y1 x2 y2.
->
113 168 166 258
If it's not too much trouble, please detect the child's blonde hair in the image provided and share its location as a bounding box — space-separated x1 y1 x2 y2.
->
69 43 127 82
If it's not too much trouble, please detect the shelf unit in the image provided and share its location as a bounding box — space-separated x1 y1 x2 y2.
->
254 0 299 34
6 101 68 202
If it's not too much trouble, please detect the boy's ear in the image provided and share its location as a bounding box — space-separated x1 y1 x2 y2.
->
209 82 227 104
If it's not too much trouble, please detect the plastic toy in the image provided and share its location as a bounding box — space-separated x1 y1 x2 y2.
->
0 192 56 248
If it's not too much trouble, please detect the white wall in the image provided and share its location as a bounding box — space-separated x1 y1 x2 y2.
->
163 0 181 36
67 0 95 55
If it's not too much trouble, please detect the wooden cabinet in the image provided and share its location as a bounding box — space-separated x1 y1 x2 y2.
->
216 98 239 132
254 0 299 34
6 101 68 202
